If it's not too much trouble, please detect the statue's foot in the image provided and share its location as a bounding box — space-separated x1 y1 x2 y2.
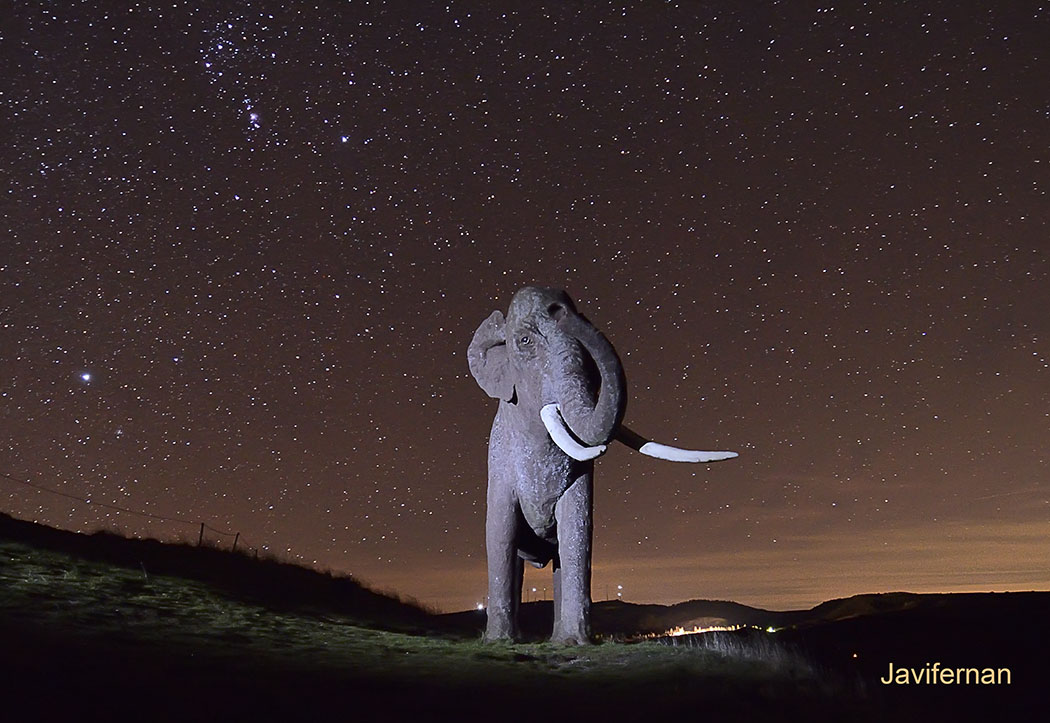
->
483 625 517 643
483 633 516 643
550 630 592 645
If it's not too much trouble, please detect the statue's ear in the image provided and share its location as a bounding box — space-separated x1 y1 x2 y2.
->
468 310 515 401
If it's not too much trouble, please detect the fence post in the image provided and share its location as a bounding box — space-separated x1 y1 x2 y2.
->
198 523 204 547
232 532 240 552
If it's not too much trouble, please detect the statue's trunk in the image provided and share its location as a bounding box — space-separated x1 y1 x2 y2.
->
552 312 626 447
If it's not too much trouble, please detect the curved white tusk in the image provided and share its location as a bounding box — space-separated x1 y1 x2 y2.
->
540 404 607 461
638 442 738 463
615 425 738 463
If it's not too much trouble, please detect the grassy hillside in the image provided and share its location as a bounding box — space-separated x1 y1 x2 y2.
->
0 512 435 632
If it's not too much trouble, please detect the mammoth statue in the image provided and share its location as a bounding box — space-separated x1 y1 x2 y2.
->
468 286 737 644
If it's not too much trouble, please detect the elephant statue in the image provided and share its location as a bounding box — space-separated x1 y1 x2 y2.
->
468 286 737 644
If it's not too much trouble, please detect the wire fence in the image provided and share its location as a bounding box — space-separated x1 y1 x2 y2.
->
0 470 261 557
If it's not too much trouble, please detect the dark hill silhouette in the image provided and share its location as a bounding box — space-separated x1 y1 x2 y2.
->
805 591 925 621
0 511 436 633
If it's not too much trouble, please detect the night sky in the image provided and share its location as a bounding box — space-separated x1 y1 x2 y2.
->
2 1 1047 613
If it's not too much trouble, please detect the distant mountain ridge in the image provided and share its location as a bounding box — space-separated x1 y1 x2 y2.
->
446 588 1047 640
588 591 931 636
441 593 931 639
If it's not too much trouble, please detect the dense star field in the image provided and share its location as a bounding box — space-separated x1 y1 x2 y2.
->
2 1 1047 612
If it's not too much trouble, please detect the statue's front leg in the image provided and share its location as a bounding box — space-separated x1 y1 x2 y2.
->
484 469 521 642
551 471 593 644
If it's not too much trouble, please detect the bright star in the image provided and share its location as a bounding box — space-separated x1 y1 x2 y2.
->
80 372 92 382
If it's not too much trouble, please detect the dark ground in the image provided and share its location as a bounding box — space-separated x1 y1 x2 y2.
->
1 513 1044 722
